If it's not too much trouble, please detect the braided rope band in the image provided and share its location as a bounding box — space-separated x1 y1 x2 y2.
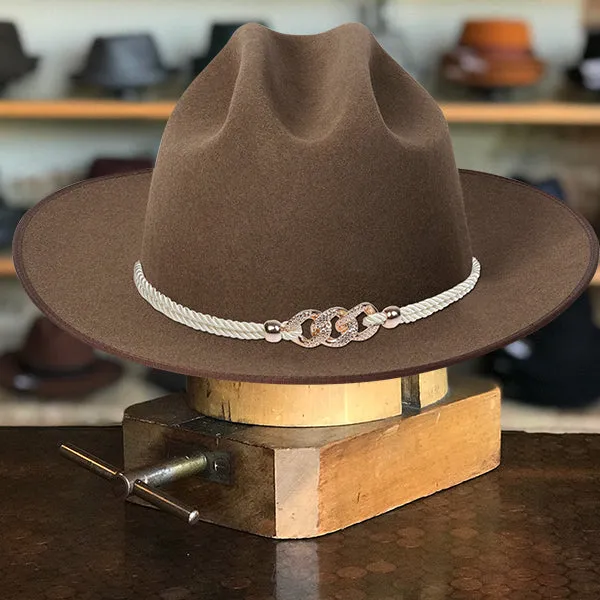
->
133 257 481 348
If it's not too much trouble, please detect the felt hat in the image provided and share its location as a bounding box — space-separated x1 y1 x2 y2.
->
0 317 122 397
442 20 545 88
72 34 173 98
567 30 600 91
0 22 38 89
13 23 597 385
191 22 266 76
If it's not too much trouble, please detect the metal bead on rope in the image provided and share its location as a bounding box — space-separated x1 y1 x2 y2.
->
133 257 481 347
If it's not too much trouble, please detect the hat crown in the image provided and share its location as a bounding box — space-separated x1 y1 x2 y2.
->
0 21 22 46
582 30 600 60
459 20 533 51
141 23 472 323
0 21 30 60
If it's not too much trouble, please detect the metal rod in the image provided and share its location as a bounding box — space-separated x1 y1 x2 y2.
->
59 444 119 481
133 480 200 524
116 452 208 496
60 442 203 524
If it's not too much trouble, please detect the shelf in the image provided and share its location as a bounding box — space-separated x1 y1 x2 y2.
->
2 100 600 125
0 100 174 120
0 256 14 277
441 102 600 125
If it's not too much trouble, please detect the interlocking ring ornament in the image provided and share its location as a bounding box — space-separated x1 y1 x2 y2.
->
282 303 381 348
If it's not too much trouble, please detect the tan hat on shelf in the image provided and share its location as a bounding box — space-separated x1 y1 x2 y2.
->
442 19 545 88
13 23 597 384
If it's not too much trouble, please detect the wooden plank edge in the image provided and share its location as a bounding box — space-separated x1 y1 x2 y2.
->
3 100 600 125
0 256 15 277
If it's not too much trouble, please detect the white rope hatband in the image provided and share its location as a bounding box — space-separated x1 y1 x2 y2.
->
133 258 481 348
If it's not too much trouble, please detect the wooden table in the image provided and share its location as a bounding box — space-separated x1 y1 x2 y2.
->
1 428 600 599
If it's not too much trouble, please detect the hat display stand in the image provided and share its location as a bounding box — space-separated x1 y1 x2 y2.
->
61 369 500 538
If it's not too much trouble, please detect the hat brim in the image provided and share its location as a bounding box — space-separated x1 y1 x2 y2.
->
0 352 123 397
13 169 598 385
565 66 598 91
71 68 172 88
442 54 545 88
0 56 39 82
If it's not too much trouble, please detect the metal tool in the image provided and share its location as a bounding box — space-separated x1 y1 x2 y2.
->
59 443 209 524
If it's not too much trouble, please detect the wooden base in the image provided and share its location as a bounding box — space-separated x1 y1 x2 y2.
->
187 369 448 427
123 376 501 538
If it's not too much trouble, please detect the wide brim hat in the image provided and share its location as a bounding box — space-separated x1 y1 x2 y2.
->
0 352 122 398
13 24 598 385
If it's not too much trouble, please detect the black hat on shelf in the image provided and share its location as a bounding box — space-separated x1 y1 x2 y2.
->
0 22 39 92
72 34 175 99
192 22 267 76
567 30 600 92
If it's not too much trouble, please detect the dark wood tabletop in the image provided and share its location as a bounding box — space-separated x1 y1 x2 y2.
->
1 427 600 600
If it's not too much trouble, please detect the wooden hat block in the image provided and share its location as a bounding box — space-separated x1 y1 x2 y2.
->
123 369 501 539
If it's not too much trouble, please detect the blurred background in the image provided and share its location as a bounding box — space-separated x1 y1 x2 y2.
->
1 0 600 431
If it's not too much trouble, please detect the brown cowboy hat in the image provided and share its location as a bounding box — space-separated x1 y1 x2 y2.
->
13 24 598 385
0 317 122 397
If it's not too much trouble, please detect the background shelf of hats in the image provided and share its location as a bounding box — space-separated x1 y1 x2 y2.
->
2 0 600 428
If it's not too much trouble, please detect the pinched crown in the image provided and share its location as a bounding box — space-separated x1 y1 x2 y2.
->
141 23 472 324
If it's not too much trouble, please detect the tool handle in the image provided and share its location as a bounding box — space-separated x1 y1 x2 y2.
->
59 443 200 525
59 443 119 480
133 480 200 524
